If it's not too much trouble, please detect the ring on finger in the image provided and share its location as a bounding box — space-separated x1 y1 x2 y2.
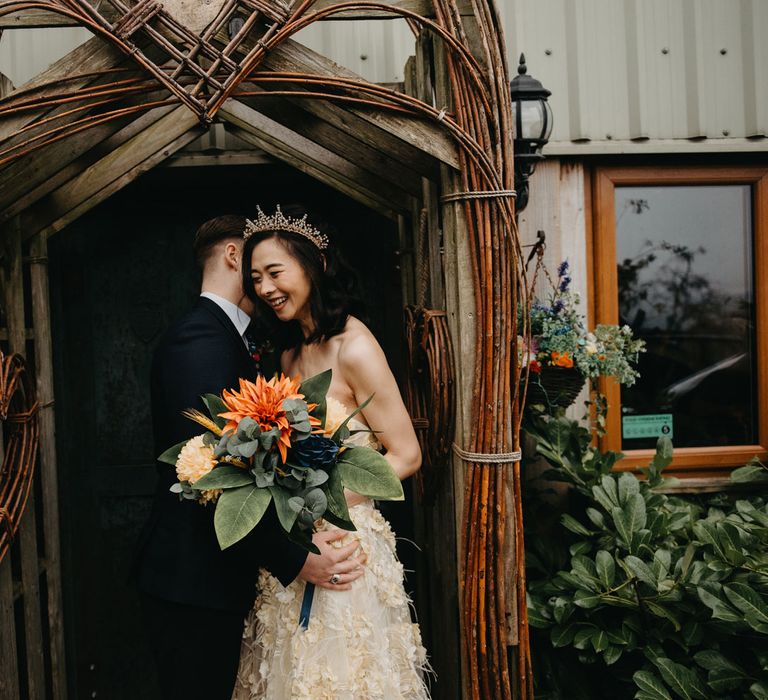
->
330 573 342 585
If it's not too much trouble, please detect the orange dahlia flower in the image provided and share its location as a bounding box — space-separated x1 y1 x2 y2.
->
219 375 321 462
551 351 574 368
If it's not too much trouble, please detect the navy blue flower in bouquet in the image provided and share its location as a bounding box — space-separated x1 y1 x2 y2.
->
289 435 339 470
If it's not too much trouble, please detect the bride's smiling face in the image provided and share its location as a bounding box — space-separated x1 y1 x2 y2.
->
250 237 313 328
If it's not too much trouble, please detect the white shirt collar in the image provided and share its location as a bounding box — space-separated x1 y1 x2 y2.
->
200 292 251 341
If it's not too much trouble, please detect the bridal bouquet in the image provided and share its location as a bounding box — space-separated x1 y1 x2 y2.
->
159 370 403 553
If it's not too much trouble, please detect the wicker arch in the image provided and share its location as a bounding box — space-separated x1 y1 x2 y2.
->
0 3 532 696
0 353 40 565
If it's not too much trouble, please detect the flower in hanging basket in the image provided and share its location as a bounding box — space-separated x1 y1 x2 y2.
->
519 259 645 411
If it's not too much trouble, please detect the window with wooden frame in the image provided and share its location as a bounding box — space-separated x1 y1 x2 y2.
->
591 165 768 477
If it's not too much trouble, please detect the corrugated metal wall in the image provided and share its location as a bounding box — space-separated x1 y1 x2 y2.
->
0 28 93 87
1 1 767 152
500 0 768 151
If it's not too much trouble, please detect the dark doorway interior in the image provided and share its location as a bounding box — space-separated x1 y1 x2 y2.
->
48 163 416 699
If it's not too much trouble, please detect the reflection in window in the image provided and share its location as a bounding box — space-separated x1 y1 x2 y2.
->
615 185 756 450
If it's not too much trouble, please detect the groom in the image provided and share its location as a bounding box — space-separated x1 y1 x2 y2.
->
137 215 365 700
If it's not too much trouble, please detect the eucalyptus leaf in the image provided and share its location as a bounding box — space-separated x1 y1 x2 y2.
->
269 485 300 533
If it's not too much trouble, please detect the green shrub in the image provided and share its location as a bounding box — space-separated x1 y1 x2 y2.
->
524 413 768 700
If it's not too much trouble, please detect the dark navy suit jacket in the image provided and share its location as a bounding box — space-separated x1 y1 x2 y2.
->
137 296 307 613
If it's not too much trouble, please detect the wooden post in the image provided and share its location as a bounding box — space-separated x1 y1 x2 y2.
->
30 232 68 700
0 220 22 700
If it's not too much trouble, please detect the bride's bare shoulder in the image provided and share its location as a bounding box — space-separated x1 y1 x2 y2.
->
336 316 385 368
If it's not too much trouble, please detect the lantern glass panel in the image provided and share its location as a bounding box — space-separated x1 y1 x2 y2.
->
511 99 552 142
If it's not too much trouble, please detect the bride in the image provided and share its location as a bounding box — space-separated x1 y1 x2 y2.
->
231 206 431 700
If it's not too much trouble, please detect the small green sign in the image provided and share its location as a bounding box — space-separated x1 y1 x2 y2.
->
622 414 673 440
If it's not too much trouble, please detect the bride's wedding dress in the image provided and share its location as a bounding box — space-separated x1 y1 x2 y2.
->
232 398 430 700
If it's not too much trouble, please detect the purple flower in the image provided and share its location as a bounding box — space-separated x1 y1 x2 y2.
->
558 276 572 292
557 260 570 277
552 299 564 314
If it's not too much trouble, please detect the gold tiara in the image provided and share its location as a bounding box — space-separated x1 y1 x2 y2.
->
243 205 329 250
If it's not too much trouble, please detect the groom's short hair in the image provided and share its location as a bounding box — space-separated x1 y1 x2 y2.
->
193 215 248 269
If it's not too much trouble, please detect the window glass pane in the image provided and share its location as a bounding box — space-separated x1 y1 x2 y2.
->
615 185 756 450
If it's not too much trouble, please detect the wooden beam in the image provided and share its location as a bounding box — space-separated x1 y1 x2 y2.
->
235 90 424 197
220 98 412 219
20 106 201 240
259 39 459 169
0 101 176 223
29 233 68 700
0 36 126 141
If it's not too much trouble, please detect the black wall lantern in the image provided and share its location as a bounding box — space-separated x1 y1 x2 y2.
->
510 53 553 213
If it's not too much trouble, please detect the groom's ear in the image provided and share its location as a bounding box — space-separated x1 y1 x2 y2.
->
223 240 241 270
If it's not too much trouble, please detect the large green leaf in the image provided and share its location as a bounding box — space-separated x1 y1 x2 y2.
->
214 485 272 549
651 657 708 700
751 681 768 700
561 514 594 537
697 584 742 623
633 670 673 700
723 583 768 631
268 485 300 534
192 465 253 490
336 447 403 501
731 462 768 483
624 556 656 587
324 467 356 531
202 393 229 429
299 369 332 428
550 623 576 647
158 440 187 466
595 550 615 588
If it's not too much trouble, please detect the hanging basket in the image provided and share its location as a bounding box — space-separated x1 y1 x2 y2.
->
522 365 586 411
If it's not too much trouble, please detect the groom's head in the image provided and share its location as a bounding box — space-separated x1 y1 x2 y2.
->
194 215 252 311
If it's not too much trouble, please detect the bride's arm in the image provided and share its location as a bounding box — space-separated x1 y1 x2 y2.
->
338 332 422 489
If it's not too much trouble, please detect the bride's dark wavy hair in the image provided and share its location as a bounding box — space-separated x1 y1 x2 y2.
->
241 210 365 351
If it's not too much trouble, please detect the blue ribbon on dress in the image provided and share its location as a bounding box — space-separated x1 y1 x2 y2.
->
299 582 315 630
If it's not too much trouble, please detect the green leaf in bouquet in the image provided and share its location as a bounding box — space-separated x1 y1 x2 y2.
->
305 468 329 488
322 509 357 531
285 522 320 555
330 395 374 443
192 465 254 491
288 496 305 513
234 440 260 459
304 487 328 519
259 427 281 451
158 440 187 465
214 431 232 458
249 467 273 488
214 485 272 549
269 486 300 534
298 369 332 427
324 468 355 529
202 393 229 430
336 446 403 501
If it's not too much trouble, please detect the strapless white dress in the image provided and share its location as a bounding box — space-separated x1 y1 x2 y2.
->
231 399 430 700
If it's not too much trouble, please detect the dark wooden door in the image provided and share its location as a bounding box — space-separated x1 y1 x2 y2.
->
48 164 410 699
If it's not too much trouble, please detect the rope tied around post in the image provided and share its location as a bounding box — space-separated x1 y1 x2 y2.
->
452 443 522 464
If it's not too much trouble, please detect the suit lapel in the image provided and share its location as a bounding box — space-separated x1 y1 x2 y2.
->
197 297 252 367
